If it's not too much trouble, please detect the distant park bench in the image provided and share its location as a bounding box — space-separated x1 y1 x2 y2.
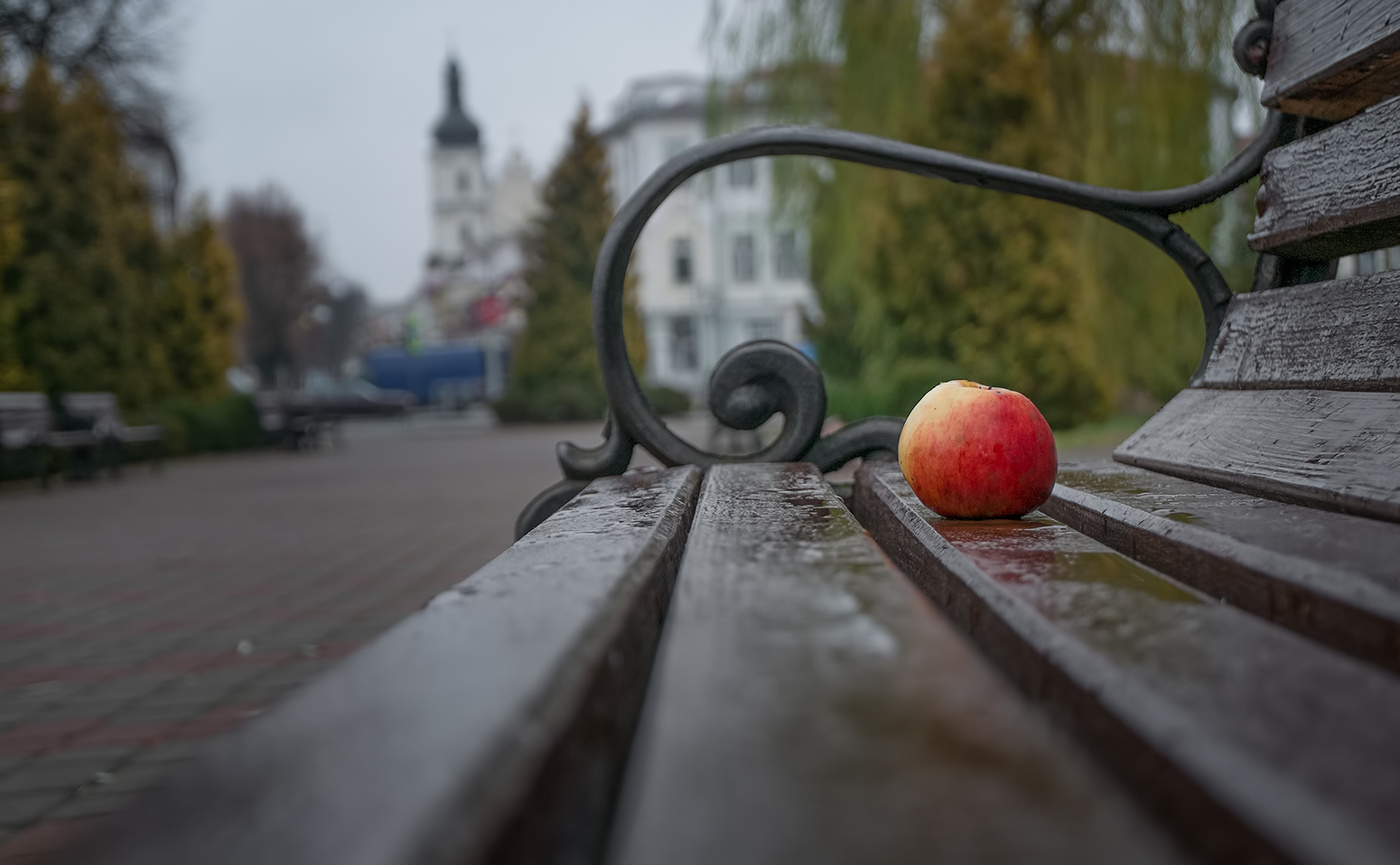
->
254 384 412 450
60 392 165 475
253 391 328 451
78 3 1400 864
0 392 162 485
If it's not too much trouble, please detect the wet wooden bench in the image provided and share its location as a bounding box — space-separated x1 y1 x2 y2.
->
0 392 106 486
0 392 56 484
73 4 1400 865
60 393 164 476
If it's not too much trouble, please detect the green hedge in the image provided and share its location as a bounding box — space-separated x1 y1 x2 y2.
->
154 392 264 456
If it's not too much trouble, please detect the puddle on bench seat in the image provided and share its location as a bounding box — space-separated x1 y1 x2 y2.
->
1054 461 1400 592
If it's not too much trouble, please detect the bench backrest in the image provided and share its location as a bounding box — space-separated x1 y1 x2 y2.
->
61 392 124 434
0 392 52 446
1260 0 1400 123
1114 0 1400 523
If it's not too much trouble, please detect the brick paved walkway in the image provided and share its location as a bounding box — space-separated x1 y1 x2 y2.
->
0 414 598 862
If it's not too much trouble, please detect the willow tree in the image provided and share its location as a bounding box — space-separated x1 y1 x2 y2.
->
710 0 1256 426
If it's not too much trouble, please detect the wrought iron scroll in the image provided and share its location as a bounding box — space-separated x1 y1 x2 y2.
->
517 53 1284 538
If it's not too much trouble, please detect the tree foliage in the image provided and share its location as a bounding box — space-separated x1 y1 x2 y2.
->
502 102 645 421
0 59 240 406
1 60 163 405
159 198 241 397
711 0 1256 427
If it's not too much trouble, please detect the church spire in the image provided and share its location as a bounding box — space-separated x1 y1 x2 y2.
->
447 60 464 111
433 56 480 148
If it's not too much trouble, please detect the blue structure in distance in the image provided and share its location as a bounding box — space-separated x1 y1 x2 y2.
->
364 341 507 407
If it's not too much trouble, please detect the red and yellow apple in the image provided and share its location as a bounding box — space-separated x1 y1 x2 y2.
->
898 380 1057 519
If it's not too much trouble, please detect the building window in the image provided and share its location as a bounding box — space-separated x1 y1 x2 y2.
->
669 317 698 372
732 234 756 282
774 231 801 279
457 171 470 192
728 160 756 187
747 319 779 341
672 237 693 284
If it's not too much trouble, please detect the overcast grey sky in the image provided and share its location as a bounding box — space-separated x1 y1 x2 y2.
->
176 0 714 303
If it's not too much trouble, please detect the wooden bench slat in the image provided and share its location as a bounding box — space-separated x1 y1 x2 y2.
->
1200 271 1400 391
1113 388 1400 522
80 466 703 865
1249 95 1400 261
609 463 1189 865
1047 461 1400 673
1262 0 1400 122
855 462 1400 865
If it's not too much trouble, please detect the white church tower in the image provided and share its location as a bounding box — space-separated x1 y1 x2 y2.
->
395 55 536 364
430 58 488 263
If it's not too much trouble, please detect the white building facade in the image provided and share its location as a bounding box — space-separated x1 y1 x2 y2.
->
429 60 491 264
603 75 818 399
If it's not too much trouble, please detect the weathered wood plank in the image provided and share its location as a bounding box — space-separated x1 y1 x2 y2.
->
609 463 1191 865
1046 461 1400 673
1249 96 1400 261
1199 271 1400 391
855 462 1400 865
77 467 703 865
1113 388 1400 523
1262 0 1400 121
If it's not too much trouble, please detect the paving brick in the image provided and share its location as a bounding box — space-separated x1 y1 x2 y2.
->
26 748 137 767
41 790 132 820
101 701 204 725
171 666 262 690
20 701 125 724
62 724 175 751
171 706 262 739
125 742 197 765
92 764 169 794
247 661 328 687
0 816 105 860
224 681 300 707
0 708 37 730
0 792 67 827
0 721 102 757
5 683 79 706
79 675 171 701
0 761 118 796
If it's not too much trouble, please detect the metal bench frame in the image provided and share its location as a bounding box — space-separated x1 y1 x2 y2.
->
519 4 1290 537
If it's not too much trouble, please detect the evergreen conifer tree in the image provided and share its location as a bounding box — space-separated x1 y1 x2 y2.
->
158 198 242 397
0 61 165 406
0 127 28 392
504 102 644 421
